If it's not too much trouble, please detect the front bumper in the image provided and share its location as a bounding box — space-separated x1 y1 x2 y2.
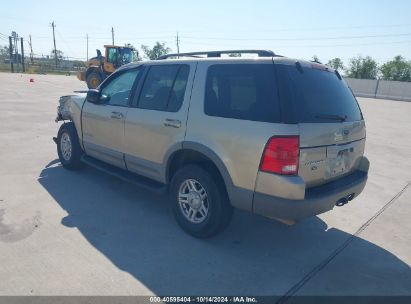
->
252 157 369 221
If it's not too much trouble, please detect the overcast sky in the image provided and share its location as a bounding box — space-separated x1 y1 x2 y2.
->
1 0 411 64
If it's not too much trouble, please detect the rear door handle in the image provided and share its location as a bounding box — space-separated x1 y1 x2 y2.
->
163 119 181 128
110 111 124 119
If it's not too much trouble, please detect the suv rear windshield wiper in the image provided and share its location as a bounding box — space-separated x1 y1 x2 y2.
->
314 114 347 122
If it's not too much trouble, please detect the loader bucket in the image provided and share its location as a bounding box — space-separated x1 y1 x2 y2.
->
77 71 85 81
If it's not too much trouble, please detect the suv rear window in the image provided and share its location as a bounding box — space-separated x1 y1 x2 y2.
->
204 64 281 123
277 64 362 123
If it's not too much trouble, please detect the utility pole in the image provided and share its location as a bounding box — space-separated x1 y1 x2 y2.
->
8 36 14 73
11 31 21 71
29 35 34 64
12 32 18 69
51 21 58 68
86 33 89 61
20 37 25 72
111 27 114 45
176 32 180 56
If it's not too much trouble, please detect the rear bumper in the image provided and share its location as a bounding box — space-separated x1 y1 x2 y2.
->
252 156 369 221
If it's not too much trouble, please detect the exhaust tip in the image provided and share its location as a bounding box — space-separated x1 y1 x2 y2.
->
336 197 348 207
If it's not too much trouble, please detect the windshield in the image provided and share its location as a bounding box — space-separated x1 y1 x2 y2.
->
277 64 363 123
119 48 134 64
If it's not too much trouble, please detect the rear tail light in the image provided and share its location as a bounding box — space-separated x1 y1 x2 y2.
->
260 136 299 175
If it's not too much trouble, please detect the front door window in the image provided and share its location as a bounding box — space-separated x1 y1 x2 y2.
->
100 68 141 107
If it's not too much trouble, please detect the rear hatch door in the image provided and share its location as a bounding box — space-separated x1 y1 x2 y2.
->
276 62 366 187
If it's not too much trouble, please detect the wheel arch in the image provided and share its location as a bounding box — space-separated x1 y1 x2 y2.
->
165 141 254 212
165 142 234 194
57 121 84 170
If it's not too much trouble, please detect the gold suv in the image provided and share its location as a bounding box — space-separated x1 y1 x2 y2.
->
54 50 369 238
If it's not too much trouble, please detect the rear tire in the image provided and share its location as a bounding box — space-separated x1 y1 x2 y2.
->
170 164 233 238
57 122 83 170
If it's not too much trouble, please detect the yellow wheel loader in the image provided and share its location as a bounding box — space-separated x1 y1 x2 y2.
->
77 45 135 89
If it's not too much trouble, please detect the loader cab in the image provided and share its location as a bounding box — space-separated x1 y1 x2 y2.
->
105 45 134 69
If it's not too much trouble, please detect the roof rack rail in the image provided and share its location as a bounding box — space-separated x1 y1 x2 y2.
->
157 50 275 60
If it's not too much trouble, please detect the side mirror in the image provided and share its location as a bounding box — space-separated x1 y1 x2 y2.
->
86 89 100 104
100 94 110 103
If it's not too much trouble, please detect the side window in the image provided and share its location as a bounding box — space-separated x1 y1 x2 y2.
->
100 68 141 107
107 48 118 64
204 64 281 123
137 65 189 112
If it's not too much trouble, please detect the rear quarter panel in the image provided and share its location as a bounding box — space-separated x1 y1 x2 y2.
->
185 60 299 211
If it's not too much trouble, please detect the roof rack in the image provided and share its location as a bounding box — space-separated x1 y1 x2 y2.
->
157 50 275 60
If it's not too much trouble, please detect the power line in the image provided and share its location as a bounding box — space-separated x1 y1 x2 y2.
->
181 38 411 48
46 22 411 36
29 52 87 61
223 23 411 33
181 32 411 41
21 32 409 41
1 13 410 32
0 32 8 42
29 35 177 40
56 28 76 58
157 23 411 34
288 40 411 48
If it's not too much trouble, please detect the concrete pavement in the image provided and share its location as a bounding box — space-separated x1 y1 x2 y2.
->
0 72 410 297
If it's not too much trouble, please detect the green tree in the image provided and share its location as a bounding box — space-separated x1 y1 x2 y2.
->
312 55 321 63
124 43 142 61
50 49 64 61
346 56 378 79
327 57 344 71
141 42 170 60
72 60 86 70
380 55 411 82
0 45 10 60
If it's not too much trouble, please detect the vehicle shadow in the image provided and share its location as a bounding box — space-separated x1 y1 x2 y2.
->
38 161 411 296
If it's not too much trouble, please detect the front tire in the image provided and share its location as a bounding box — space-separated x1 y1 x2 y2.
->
170 165 233 238
86 71 102 89
57 122 83 170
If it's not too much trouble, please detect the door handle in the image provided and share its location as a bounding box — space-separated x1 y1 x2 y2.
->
163 119 181 128
110 111 124 119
